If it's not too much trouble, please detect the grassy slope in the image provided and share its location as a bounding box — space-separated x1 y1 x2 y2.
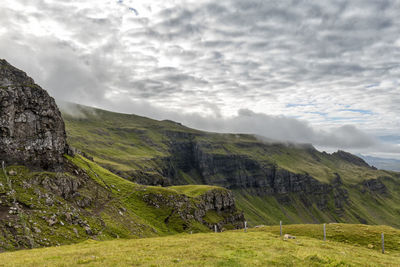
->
169 185 226 197
63 104 394 185
0 154 232 250
62 104 400 227
234 179 400 227
0 224 399 266
63 104 197 173
68 155 225 235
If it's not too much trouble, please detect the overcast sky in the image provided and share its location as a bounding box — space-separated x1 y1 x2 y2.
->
1 0 400 159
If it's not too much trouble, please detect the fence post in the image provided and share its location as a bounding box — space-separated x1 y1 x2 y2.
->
323 224 326 241
382 233 385 254
280 221 282 236
244 221 247 232
214 225 217 233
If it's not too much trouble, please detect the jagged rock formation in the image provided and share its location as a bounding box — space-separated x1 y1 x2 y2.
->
0 59 69 170
0 163 99 250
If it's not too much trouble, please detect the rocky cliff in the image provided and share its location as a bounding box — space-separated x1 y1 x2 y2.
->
0 59 69 170
160 136 349 213
142 188 244 231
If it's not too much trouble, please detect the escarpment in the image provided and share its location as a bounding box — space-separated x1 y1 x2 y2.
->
0 59 69 170
134 134 349 212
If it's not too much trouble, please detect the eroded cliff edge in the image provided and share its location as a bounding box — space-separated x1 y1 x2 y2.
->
0 59 69 170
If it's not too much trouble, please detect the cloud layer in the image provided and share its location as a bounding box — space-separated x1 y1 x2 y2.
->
1 0 400 157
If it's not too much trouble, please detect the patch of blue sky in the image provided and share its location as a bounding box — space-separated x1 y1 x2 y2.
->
339 109 373 115
327 117 367 123
328 117 351 121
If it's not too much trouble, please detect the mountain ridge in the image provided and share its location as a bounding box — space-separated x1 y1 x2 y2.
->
61 103 400 227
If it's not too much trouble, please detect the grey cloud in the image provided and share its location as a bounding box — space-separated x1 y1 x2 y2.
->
1 0 400 158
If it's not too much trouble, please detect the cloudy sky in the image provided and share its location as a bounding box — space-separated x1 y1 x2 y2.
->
1 0 400 158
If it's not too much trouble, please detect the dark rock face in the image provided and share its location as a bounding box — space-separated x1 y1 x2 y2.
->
193 145 349 211
361 178 388 195
153 136 350 212
0 59 69 170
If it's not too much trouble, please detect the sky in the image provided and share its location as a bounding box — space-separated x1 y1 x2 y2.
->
1 0 400 159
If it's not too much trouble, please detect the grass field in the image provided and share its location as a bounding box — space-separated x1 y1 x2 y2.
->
0 224 399 266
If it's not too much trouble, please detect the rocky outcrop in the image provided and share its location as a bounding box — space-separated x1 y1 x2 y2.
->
360 178 388 195
198 189 244 231
0 59 69 170
28 164 92 208
142 188 245 231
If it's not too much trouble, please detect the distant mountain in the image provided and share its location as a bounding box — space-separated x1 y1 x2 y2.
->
62 103 400 228
358 154 400 172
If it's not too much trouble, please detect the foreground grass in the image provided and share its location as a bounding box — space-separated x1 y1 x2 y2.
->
1 224 399 266
260 223 400 252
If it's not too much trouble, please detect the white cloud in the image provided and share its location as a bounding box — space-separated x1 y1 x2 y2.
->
1 0 400 158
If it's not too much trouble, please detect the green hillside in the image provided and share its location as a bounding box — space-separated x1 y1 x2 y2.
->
0 154 243 251
1 224 399 266
62 104 400 228
63 104 391 185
